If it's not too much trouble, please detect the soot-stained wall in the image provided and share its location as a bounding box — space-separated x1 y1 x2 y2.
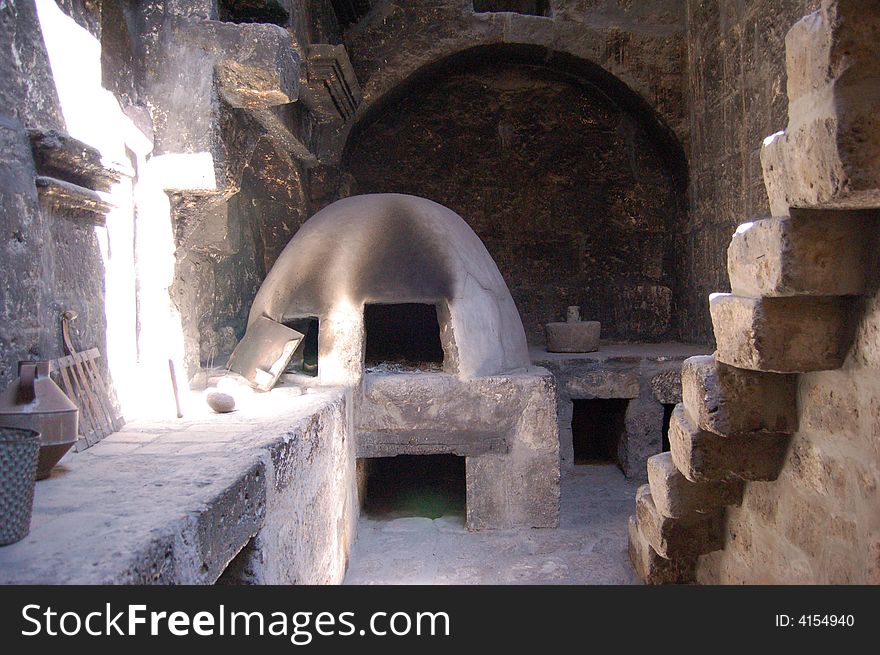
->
680 0 820 344
344 56 686 345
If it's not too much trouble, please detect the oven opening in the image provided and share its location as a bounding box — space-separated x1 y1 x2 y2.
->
364 303 444 372
360 454 466 519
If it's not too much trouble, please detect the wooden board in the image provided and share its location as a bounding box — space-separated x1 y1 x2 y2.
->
49 348 125 450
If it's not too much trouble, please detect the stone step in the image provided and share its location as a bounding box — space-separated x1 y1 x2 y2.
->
627 516 696 585
681 355 797 436
727 214 866 298
669 404 791 483
761 2 880 214
635 485 724 559
647 452 744 518
710 293 852 373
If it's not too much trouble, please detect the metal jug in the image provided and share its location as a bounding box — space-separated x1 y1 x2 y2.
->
0 362 79 479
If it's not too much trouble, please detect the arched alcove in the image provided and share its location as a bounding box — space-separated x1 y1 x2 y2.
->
342 44 687 344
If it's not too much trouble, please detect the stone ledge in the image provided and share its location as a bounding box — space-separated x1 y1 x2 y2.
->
357 368 561 530
727 213 867 298
669 405 791 483
531 343 711 476
647 452 744 518
635 485 724 558
682 355 798 437
710 293 852 373
627 516 696 584
0 387 354 584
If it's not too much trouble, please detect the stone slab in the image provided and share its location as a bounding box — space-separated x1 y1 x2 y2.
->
635 485 724 559
728 214 867 297
710 293 852 373
647 452 744 519
682 355 798 436
761 2 880 214
627 516 696 585
668 405 791 483
565 369 641 399
544 321 600 353
619 398 664 480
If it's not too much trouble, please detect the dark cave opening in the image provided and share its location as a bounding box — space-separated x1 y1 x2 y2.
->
361 455 466 519
218 0 289 25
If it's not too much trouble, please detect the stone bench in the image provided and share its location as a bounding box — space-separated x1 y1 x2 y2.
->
0 387 357 585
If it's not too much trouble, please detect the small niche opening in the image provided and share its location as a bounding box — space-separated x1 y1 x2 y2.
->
285 317 319 377
571 399 628 466
218 0 289 25
661 403 676 452
361 455 466 519
364 303 444 371
472 1 550 16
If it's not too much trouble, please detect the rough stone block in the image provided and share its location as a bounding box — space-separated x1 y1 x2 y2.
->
650 368 682 404
681 355 798 436
761 3 880 214
635 485 724 558
710 293 852 373
544 321 600 353
212 23 300 109
627 516 696 585
669 405 791 483
728 214 866 297
28 128 121 192
564 369 640 399
647 452 744 518
619 399 664 480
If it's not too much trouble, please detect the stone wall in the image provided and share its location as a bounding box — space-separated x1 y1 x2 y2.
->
345 55 685 343
631 0 880 585
0 0 108 389
697 247 880 583
681 0 820 344
341 0 689 345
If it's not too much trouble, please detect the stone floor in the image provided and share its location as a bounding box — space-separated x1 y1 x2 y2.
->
344 464 642 585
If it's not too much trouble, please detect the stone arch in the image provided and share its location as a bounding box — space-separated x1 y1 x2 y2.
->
340 42 688 343
341 3 686 147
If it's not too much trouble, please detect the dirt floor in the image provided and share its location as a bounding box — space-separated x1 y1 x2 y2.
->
344 464 641 585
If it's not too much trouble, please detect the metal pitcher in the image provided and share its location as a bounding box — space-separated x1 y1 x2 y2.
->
0 362 79 479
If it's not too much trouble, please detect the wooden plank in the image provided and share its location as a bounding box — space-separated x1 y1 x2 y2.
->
68 356 108 440
56 363 98 442
50 348 124 446
81 357 117 434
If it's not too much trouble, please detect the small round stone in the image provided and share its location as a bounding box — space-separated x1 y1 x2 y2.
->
206 389 236 413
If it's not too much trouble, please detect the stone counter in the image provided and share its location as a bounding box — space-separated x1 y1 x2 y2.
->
356 367 560 531
0 386 357 584
531 343 710 478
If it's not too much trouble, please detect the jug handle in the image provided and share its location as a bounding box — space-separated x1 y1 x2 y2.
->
17 363 37 404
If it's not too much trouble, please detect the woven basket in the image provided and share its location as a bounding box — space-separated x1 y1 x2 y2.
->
0 426 40 545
